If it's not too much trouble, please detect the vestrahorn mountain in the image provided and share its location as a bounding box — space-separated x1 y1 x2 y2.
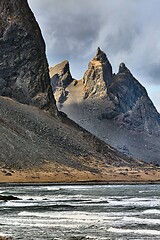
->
0 0 149 182
50 48 160 164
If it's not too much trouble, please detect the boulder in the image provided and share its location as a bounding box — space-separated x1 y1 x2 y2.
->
0 195 21 201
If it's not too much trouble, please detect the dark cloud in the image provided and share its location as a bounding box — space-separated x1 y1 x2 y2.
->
28 0 160 111
145 63 160 85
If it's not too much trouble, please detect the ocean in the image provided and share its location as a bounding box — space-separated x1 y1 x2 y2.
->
0 184 160 240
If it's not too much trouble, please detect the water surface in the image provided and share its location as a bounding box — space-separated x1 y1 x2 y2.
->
0 184 160 239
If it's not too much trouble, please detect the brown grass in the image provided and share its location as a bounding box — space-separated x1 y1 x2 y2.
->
0 162 160 183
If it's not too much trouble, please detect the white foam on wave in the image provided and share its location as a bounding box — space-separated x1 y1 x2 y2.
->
45 186 61 191
18 210 120 222
18 211 52 218
108 197 160 208
0 216 99 229
139 189 157 193
142 209 160 215
16 195 51 202
2 216 80 224
5 201 38 207
108 227 160 235
0 219 64 228
122 216 160 225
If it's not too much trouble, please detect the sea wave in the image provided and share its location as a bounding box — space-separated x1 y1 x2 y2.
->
18 210 120 221
122 216 160 225
108 227 160 235
5 201 38 207
142 209 160 215
108 197 160 208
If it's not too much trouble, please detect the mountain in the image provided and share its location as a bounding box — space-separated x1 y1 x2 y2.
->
50 48 160 164
0 0 148 182
49 60 73 108
0 0 56 112
108 63 160 135
82 48 160 135
82 47 112 99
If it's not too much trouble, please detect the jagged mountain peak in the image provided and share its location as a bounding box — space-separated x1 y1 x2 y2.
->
118 62 131 74
93 47 110 64
82 48 113 98
50 48 160 163
50 60 73 88
50 60 73 108
108 62 160 135
51 48 160 136
50 60 70 78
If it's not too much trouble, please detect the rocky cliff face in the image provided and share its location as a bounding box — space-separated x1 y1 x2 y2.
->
51 48 160 163
82 47 112 99
52 48 160 135
0 0 56 112
107 63 160 134
50 60 73 89
81 48 160 135
50 60 74 107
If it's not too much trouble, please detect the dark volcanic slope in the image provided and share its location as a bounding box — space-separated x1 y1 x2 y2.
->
51 48 160 164
0 0 56 112
0 96 138 170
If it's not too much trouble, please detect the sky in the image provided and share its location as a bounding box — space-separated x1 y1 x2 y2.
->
28 0 160 112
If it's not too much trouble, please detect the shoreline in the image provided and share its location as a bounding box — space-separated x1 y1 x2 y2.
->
0 163 160 185
0 180 160 186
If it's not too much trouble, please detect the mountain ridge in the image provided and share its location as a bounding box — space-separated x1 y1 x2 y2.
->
50 48 160 163
51 47 160 135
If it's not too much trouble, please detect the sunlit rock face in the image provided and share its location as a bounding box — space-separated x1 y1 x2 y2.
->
0 0 56 112
82 47 113 99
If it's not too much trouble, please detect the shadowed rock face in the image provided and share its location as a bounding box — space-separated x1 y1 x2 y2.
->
107 63 160 134
50 60 74 107
0 0 56 112
50 60 73 89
